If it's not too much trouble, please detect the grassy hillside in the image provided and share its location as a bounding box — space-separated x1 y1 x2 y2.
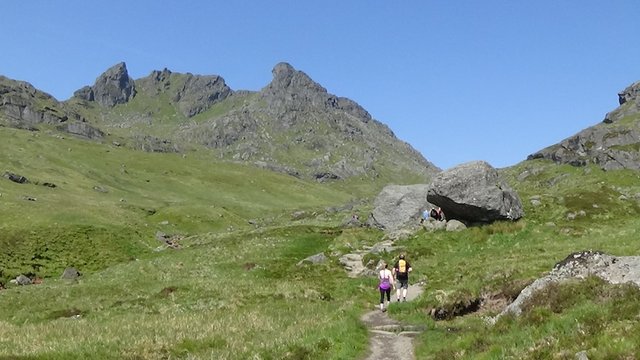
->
3 123 640 359
393 160 640 359
0 126 365 279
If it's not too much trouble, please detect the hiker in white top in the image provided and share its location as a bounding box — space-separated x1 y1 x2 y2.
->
378 262 395 312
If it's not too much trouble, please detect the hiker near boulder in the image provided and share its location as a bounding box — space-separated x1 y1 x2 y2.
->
429 207 445 221
393 254 412 302
378 262 395 312
420 209 429 223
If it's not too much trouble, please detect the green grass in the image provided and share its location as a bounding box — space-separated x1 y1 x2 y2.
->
387 160 640 359
4 124 640 359
0 226 375 359
0 126 358 280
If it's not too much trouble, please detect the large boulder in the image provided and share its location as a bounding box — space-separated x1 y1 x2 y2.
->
369 184 433 231
427 161 524 223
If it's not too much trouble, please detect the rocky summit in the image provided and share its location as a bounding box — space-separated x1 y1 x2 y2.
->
1 61 439 183
527 80 640 170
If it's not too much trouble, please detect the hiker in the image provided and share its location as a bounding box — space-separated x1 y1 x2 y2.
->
430 207 445 221
378 262 395 312
393 254 412 302
420 209 429 223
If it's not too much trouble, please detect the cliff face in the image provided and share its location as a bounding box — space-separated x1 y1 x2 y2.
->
528 81 640 170
0 76 103 139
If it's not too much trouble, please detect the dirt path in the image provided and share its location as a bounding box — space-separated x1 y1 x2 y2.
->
360 283 425 360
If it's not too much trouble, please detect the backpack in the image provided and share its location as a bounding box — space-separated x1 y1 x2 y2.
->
397 259 407 275
379 272 391 290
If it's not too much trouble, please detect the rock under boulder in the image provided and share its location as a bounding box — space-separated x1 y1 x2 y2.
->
427 161 524 223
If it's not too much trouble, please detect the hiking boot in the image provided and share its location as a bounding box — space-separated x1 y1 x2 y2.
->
381 308 387 312
403 297 407 302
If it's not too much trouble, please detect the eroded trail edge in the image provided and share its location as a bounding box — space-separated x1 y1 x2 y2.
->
360 284 425 360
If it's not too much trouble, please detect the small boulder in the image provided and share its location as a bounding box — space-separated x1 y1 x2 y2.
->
61 267 81 280
297 253 328 266
15 274 32 285
3 172 29 184
446 220 467 232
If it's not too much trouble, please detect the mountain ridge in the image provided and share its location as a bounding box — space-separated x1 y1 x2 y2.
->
528 80 640 170
1 62 438 183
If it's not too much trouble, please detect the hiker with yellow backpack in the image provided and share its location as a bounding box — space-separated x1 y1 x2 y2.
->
393 254 412 302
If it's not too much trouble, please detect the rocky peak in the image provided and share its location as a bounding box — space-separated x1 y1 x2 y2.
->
261 62 372 121
151 68 172 82
618 81 640 105
74 62 136 107
265 62 327 96
605 80 640 124
528 79 640 170
173 74 231 117
135 68 232 117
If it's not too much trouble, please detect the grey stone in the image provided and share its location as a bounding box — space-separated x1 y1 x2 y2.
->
427 161 524 223
445 220 467 232
3 172 29 184
81 62 136 107
493 251 640 323
370 184 433 232
15 274 31 285
422 218 446 232
0 76 71 129
297 253 328 266
56 121 104 140
575 350 589 360
61 267 81 280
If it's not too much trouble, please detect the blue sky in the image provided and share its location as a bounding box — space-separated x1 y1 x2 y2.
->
2 1 639 170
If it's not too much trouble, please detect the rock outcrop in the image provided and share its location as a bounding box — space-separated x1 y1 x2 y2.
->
135 68 232 117
56 121 104 139
528 80 640 170
261 62 372 121
1 76 69 128
175 62 440 181
427 161 524 223
4 61 440 183
0 75 102 138
74 62 136 107
493 251 640 322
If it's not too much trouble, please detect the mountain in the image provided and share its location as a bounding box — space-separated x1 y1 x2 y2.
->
0 76 103 139
527 81 640 170
45 61 437 183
